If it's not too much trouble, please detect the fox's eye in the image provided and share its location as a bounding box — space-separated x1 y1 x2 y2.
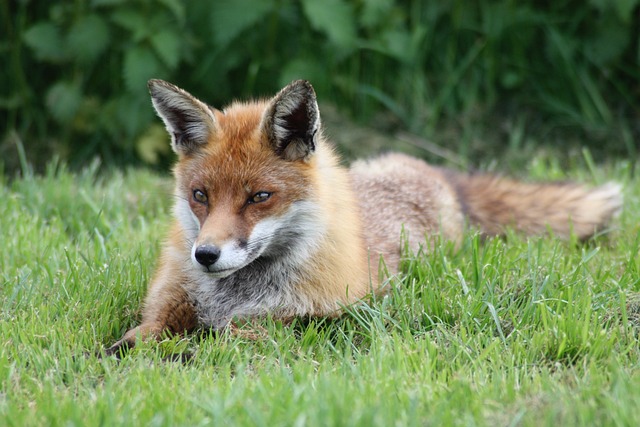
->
193 189 208 204
249 191 271 204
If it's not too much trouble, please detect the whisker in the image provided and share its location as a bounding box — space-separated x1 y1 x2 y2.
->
171 194 190 202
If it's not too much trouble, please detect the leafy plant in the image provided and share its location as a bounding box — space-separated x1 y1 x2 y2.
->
1 0 638 171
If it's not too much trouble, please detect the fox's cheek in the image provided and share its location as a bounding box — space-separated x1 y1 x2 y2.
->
188 200 208 226
243 196 280 223
174 197 202 238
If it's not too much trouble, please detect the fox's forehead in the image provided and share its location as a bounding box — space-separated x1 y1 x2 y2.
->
179 148 274 188
173 100 313 196
212 100 269 143
191 101 271 172
175 140 311 199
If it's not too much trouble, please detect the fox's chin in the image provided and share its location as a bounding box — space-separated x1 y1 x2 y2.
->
199 266 237 278
192 257 248 278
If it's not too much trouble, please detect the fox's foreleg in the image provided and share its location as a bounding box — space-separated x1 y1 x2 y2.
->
105 260 198 357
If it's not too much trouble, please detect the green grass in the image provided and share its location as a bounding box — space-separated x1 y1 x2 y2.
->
1 154 640 426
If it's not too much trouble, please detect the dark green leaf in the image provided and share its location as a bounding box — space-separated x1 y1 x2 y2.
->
210 0 274 47
66 14 111 64
117 95 154 138
360 0 395 29
23 22 66 62
0 94 23 110
589 0 639 22
46 81 83 124
150 29 181 70
380 29 413 63
585 15 630 66
110 8 144 31
159 0 186 25
613 0 640 22
123 47 163 94
301 0 357 49
91 0 126 6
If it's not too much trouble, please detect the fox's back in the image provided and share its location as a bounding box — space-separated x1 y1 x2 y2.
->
350 152 621 272
350 153 465 269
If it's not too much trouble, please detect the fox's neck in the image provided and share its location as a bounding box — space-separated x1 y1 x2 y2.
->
288 142 372 311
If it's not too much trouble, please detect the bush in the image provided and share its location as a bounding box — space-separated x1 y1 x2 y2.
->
1 0 638 171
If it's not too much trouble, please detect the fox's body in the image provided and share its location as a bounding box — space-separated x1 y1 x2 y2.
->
108 80 621 353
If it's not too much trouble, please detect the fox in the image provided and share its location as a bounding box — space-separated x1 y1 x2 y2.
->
106 79 622 354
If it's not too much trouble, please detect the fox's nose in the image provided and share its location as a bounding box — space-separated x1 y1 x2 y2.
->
194 244 221 266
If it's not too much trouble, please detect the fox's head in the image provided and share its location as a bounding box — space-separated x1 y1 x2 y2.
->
149 79 326 278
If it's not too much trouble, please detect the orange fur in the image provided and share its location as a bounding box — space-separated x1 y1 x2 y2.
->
106 80 622 355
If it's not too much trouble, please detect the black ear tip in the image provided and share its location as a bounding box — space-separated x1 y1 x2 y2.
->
148 79 162 89
286 79 316 96
148 79 176 95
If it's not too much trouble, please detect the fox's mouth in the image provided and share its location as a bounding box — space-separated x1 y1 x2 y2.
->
199 265 237 278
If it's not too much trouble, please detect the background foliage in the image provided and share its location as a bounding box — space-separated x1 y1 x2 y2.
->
1 0 638 171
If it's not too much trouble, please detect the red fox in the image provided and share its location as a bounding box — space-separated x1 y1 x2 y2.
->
107 79 622 354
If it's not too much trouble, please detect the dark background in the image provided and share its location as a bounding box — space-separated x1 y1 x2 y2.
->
1 0 638 173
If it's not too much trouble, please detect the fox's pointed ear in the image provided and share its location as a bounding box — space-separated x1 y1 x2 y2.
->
148 79 217 155
262 80 320 162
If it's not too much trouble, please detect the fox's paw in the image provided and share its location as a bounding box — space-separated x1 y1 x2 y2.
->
104 324 163 358
104 338 132 358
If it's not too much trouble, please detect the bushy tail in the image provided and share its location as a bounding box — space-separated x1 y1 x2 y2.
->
447 172 622 239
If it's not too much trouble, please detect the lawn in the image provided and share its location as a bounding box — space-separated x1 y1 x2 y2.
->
1 152 639 426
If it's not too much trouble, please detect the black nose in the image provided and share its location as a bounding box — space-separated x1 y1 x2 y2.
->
194 244 221 266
